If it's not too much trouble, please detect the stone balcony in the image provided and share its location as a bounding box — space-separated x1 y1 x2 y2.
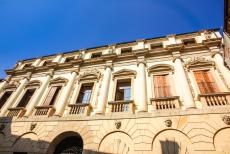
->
34 105 56 117
198 92 230 107
7 107 26 117
68 103 91 116
108 100 135 113
150 96 180 110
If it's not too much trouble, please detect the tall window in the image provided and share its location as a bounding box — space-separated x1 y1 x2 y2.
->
76 83 94 104
154 75 171 98
194 70 218 94
115 79 131 101
43 86 62 106
0 91 13 109
17 89 36 107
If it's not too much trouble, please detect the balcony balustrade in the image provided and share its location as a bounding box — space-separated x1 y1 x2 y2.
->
198 92 230 107
68 103 91 116
34 105 55 116
108 100 134 113
7 107 26 117
150 96 180 110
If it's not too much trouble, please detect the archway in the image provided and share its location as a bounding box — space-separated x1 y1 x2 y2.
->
214 127 230 152
47 131 83 154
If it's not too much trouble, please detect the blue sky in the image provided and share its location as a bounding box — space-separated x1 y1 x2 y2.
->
0 0 223 78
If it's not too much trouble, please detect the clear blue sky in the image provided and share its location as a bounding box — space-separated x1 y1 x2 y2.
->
0 0 223 78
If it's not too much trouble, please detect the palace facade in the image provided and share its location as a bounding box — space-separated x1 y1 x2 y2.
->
0 29 230 154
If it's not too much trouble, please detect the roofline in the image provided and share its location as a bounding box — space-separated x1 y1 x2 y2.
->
20 27 220 62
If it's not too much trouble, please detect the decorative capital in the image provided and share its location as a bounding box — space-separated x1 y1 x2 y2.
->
115 121 121 129
137 56 146 66
165 119 172 127
222 115 230 125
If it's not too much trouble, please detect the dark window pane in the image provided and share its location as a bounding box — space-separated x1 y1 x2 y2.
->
17 89 36 107
91 52 102 58
0 91 13 109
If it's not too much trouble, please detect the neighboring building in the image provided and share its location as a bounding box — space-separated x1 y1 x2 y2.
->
0 29 230 154
224 0 230 67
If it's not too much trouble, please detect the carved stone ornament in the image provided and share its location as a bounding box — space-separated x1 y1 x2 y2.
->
222 116 230 125
165 119 172 127
0 124 5 131
115 121 121 129
30 123 37 131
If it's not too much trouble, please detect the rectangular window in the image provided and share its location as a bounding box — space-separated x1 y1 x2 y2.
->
154 75 171 98
121 47 132 54
194 70 218 94
150 43 163 50
183 38 196 45
43 86 62 106
115 79 131 101
65 57 75 63
17 89 36 107
23 63 32 68
0 91 13 109
76 83 94 104
91 52 102 58
43 60 52 66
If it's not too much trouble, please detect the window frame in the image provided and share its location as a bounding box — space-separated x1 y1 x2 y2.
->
75 82 95 104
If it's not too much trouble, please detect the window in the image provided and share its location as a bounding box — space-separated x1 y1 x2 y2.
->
65 57 75 63
23 63 32 68
150 43 163 50
43 60 52 66
183 38 196 45
76 83 94 104
115 79 131 101
121 47 132 54
91 52 102 58
0 91 13 109
194 70 218 94
17 89 36 107
43 86 62 106
154 75 171 98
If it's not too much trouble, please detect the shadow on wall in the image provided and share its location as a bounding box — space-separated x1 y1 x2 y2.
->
160 140 180 154
0 117 108 154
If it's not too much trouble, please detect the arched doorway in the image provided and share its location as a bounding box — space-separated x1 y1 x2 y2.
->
47 131 83 154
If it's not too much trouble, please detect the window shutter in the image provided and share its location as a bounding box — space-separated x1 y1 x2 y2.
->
154 75 171 98
43 87 58 106
194 71 218 94
17 89 36 107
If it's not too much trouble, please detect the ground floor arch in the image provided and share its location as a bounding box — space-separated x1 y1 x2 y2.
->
47 131 83 154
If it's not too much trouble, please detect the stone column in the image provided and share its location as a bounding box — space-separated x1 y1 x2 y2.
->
0 80 7 93
54 71 77 116
213 53 230 88
137 62 148 112
174 58 195 108
95 65 112 114
24 75 51 117
0 77 29 116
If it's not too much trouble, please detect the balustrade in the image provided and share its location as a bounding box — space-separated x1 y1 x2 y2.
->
150 96 180 110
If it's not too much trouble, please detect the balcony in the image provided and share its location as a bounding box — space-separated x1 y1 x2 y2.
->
108 100 134 113
198 92 230 107
68 103 91 116
34 105 55 117
7 107 26 117
150 96 180 110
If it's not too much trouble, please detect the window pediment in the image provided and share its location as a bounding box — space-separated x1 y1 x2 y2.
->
79 72 101 81
113 69 136 79
49 77 68 86
26 80 41 88
148 64 173 75
185 59 215 71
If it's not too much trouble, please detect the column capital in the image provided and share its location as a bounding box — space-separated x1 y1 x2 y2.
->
104 61 113 70
172 56 184 63
137 56 147 66
211 51 223 58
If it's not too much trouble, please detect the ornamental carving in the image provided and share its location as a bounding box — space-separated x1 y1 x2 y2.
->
165 119 172 127
222 115 230 125
30 123 37 131
115 121 121 129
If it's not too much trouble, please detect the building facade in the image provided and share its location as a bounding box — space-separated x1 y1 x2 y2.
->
0 29 230 154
